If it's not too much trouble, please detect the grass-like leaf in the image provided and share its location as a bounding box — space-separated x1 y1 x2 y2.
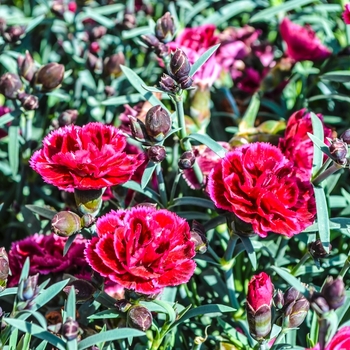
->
189 44 220 77
187 133 227 158
168 197 216 210
240 236 257 271
152 300 176 324
122 180 161 205
25 205 57 220
8 126 19 177
65 286 76 320
25 14 45 33
271 266 308 296
63 234 77 257
310 112 327 176
101 93 143 106
141 161 157 189
321 71 350 83
239 93 260 132
88 309 120 320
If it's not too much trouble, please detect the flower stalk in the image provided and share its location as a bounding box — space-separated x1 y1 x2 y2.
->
291 251 311 276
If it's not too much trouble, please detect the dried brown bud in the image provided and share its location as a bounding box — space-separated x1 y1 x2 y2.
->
51 211 82 237
145 105 171 142
18 93 39 110
155 12 175 43
58 109 78 127
310 292 330 314
18 51 36 82
0 73 23 99
123 12 136 30
103 53 125 77
321 276 346 310
178 75 193 90
127 305 153 331
62 317 79 340
147 145 166 163
178 151 196 170
34 63 65 92
170 49 191 81
0 247 9 282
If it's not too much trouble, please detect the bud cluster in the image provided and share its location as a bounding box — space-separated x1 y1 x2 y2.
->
0 18 26 44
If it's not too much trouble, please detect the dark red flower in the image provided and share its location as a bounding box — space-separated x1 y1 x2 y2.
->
85 206 196 295
280 18 331 62
208 142 316 237
8 233 89 287
343 4 350 25
278 109 333 181
29 122 144 191
310 326 350 350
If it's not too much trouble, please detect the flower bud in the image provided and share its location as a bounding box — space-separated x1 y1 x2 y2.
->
329 139 348 162
64 280 96 303
0 73 23 99
141 34 160 49
178 75 193 90
190 220 208 254
170 49 191 81
340 129 350 144
308 239 331 260
86 53 102 72
89 26 107 41
127 305 153 331
81 214 95 228
282 288 309 328
115 299 132 312
155 12 175 43
21 274 39 301
18 93 39 110
58 109 78 127
147 145 166 163
122 12 136 30
62 317 79 340
129 115 148 143
18 51 36 82
34 63 65 92
103 53 125 77
0 247 9 282
51 211 82 237
321 276 345 310
104 86 115 97
159 73 178 93
274 289 284 310
246 272 273 340
145 105 171 142
3 25 26 43
155 43 169 58
51 1 65 17
178 151 196 170
74 188 103 217
89 42 100 54
310 292 330 314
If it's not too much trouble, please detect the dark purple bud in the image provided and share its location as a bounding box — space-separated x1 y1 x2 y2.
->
21 274 39 301
0 247 9 282
159 73 178 93
62 317 79 341
310 292 330 314
178 75 193 90
154 43 169 58
129 115 148 143
155 12 175 43
58 109 78 127
190 220 207 254
329 139 348 162
178 151 196 170
86 53 102 72
308 239 331 260
340 129 350 144
3 26 26 43
89 26 107 41
0 73 23 99
141 34 160 49
283 290 309 328
274 289 284 309
18 51 36 82
34 63 65 92
122 12 136 30
51 211 82 237
321 276 346 310
115 299 132 312
103 53 125 77
283 287 301 306
170 49 191 81
147 145 166 163
18 93 39 110
104 85 116 97
127 305 153 331
63 280 96 302
145 105 171 142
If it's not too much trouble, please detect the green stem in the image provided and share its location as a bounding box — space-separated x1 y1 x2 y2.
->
223 235 239 262
312 163 343 186
339 257 350 278
273 328 288 346
291 252 311 276
156 162 168 207
311 158 332 182
169 171 181 204
258 341 269 350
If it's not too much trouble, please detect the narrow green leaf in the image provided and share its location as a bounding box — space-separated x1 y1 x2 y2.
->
17 310 47 329
335 291 350 326
19 257 30 282
168 197 216 210
122 180 161 205
239 93 260 132
78 329 145 349
0 109 21 127
65 286 76 320
240 236 257 271
271 266 308 296
120 65 168 111
189 44 220 77
313 185 330 253
79 9 115 28
0 287 17 297
93 3 124 14
101 93 143 106
63 234 77 257
307 133 332 159
88 309 120 320
35 340 48 350
9 327 19 350
250 0 316 23
321 71 350 83
25 14 45 33
122 26 152 39
8 126 19 177
152 300 176 324
141 161 157 189
308 311 319 347
3 319 66 350
25 205 57 220
187 133 227 158
310 112 326 176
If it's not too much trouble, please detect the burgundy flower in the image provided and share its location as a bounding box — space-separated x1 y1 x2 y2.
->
278 109 333 181
247 272 274 340
29 122 144 191
343 4 350 25
8 233 89 286
85 206 196 295
208 142 316 237
310 326 350 350
280 18 331 62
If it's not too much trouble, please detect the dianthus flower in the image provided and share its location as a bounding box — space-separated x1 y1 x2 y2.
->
208 142 316 237
29 122 144 191
343 4 350 25
8 233 89 286
85 206 196 295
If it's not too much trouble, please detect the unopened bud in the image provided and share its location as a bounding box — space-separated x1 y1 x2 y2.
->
34 63 65 92
0 18 6 34
321 276 345 310
103 53 125 77
308 239 331 260
178 75 193 90
86 53 102 72
341 129 350 144
170 49 191 81
0 248 9 281
104 86 115 97
274 290 284 310
147 145 166 163
329 139 348 162
89 26 107 41
283 287 301 306
64 280 96 302
310 292 330 314
129 115 148 143
52 211 82 237
155 12 175 43
74 188 103 217
190 220 207 254
58 109 78 127
122 12 136 30
51 1 64 17
0 73 23 99
127 305 153 331
115 299 132 312
159 73 178 93
18 93 39 110
145 105 171 142
81 214 95 228
141 34 160 49
283 288 309 328
89 41 100 54
178 151 196 170
3 26 26 43
62 317 79 340
21 274 39 301
18 51 36 82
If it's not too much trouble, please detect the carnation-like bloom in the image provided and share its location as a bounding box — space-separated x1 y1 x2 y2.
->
8 233 89 286
85 206 196 295
278 109 333 181
30 122 144 191
280 18 331 62
343 4 350 25
208 142 316 237
309 326 350 350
